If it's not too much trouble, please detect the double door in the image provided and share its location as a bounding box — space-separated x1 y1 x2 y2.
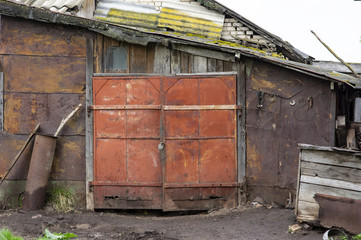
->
91 74 239 211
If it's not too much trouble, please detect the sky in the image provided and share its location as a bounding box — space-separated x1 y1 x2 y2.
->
216 0 361 63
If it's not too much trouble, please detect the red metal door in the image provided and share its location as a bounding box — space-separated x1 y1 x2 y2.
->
91 75 238 210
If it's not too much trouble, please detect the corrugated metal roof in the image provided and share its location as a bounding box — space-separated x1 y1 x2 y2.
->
16 0 84 13
94 0 224 39
94 0 159 29
158 1 224 38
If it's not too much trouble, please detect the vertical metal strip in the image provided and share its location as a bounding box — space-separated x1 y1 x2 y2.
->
159 77 166 210
85 39 94 210
0 72 3 132
237 61 247 202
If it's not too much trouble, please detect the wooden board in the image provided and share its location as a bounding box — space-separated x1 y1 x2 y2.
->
296 147 361 222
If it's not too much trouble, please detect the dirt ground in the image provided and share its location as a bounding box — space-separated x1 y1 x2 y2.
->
0 203 327 240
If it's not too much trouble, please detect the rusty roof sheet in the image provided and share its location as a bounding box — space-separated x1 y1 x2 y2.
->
15 0 84 13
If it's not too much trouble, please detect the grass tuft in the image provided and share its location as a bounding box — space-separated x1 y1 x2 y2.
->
0 228 23 240
47 187 75 213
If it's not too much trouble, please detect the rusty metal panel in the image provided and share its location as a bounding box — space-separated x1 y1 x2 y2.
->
315 194 361 234
0 135 34 180
23 134 57 211
0 16 87 57
163 75 237 211
93 76 162 209
93 75 238 210
4 55 85 93
246 61 334 203
4 93 85 135
51 136 85 181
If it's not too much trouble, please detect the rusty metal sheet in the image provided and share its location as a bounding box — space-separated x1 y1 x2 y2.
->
0 135 33 180
162 75 237 211
246 61 334 203
93 76 163 209
4 55 85 93
4 93 85 135
0 16 87 57
51 136 85 181
92 75 238 210
23 134 57 211
315 194 361 234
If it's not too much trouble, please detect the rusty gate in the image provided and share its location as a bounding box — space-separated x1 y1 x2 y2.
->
90 74 239 211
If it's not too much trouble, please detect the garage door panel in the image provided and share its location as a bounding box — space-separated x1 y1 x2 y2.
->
165 140 199 184
199 139 236 183
94 110 126 138
126 78 161 105
126 110 160 138
199 77 236 105
95 139 127 182
93 75 238 210
127 140 161 183
165 111 198 138
165 78 198 105
199 110 235 137
94 80 127 105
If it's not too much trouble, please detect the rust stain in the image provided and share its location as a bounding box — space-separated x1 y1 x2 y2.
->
246 143 261 182
4 95 21 133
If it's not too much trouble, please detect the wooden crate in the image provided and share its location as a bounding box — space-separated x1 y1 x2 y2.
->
296 144 361 222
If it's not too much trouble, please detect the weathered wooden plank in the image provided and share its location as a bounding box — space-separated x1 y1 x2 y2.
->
300 175 361 192
130 44 147 73
192 56 207 73
296 200 319 221
298 182 361 204
172 43 235 62
301 150 361 169
0 72 3 131
4 55 85 93
301 161 361 183
180 52 190 73
216 60 224 72
207 58 217 72
146 43 156 73
0 16 87 57
86 38 94 210
170 49 181 74
237 62 246 192
347 128 357 149
94 34 104 73
154 43 171 74
224 61 236 71
4 93 85 135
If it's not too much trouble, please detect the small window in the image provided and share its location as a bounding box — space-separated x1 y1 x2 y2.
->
105 46 128 72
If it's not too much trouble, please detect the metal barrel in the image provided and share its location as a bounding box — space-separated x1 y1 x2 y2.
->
22 134 57 211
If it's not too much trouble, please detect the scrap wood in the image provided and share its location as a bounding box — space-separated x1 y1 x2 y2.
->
54 103 82 137
311 30 361 79
0 123 40 187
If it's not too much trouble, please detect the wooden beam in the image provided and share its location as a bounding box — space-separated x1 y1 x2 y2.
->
172 43 235 62
85 38 94 210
